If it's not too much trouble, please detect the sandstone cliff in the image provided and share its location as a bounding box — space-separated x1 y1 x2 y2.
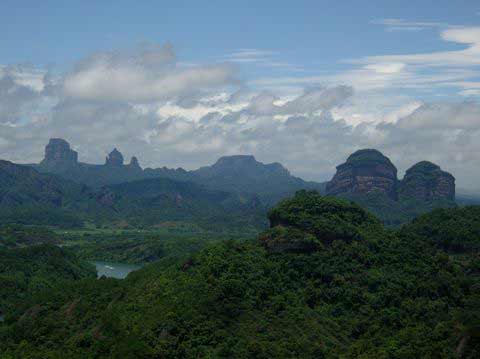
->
399 161 455 201
326 149 398 200
41 138 78 165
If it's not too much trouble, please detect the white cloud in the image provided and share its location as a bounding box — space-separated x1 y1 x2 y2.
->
63 43 237 102
224 48 302 71
364 62 405 74
371 18 446 32
356 27 480 67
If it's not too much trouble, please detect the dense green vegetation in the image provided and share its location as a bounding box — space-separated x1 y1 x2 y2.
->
98 177 267 231
0 192 478 358
1 160 269 232
343 148 394 168
59 228 251 264
340 191 457 227
0 225 96 323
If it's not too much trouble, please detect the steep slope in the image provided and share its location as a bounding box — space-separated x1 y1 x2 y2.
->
0 225 95 322
326 149 398 200
1 158 267 230
96 177 266 230
0 159 90 207
399 161 455 201
0 160 95 227
192 155 326 204
325 150 459 225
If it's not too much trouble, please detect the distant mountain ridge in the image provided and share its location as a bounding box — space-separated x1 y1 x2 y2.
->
2 139 477 228
0 160 266 230
32 138 326 204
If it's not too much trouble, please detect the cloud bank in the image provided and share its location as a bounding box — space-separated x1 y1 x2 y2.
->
0 40 479 191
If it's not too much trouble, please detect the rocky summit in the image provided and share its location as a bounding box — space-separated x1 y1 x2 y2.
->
399 161 455 201
105 148 124 167
42 138 78 165
128 156 141 170
326 149 398 200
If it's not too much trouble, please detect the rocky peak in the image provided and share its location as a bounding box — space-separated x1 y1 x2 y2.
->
105 148 124 167
326 149 398 200
207 155 290 177
399 161 455 201
128 156 141 169
42 138 78 164
213 155 258 169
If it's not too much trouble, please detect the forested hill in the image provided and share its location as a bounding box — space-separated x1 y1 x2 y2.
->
0 160 267 231
1 191 478 358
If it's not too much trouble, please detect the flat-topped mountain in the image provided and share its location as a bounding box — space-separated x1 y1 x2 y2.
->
399 161 455 201
326 149 398 200
193 155 322 201
42 138 78 165
197 155 290 178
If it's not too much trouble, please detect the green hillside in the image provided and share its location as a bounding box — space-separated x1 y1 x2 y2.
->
1 192 478 358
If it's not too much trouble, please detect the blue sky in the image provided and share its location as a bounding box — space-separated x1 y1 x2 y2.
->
2 1 479 75
1 0 480 189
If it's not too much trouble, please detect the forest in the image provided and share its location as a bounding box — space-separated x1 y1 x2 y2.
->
0 191 478 358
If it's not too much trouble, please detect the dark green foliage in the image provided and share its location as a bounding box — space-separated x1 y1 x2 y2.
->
101 177 266 231
0 160 268 231
263 191 380 249
1 196 479 357
0 224 59 248
59 228 241 264
404 206 480 253
344 148 395 168
0 244 96 320
340 191 457 227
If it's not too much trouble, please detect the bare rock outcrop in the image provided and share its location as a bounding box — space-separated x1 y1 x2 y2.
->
105 148 124 167
326 149 398 200
42 138 78 164
399 161 455 201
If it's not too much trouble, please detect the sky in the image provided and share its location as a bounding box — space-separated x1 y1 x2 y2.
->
1 0 480 189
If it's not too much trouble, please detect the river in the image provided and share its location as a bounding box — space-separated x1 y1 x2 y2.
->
92 261 143 279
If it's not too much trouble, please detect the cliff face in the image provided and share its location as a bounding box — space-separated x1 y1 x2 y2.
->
326 149 398 200
399 161 455 201
42 138 78 165
105 148 124 167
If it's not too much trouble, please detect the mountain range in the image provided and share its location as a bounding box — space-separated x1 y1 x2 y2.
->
1 138 477 229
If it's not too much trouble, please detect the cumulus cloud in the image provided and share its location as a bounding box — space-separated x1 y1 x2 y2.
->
246 86 353 116
375 102 480 189
63 43 237 102
0 67 47 124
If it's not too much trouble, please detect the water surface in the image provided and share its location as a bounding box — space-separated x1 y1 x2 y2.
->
93 261 143 279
